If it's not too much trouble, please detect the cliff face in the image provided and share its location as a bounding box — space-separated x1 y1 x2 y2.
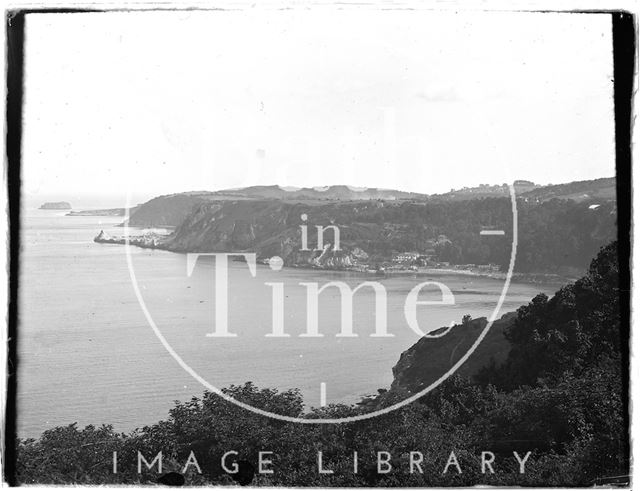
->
390 313 516 393
164 200 372 268
123 193 216 227
166 200 283 252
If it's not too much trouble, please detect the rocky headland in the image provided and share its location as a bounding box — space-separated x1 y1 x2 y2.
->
93 178 617 280
67 206 138 217
39 201 71 210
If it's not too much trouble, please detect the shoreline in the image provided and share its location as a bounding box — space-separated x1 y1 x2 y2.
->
93 232 574 286
286 263 574 285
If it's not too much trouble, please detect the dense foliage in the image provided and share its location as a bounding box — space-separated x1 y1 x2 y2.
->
347 198 615 272
14 243 627 486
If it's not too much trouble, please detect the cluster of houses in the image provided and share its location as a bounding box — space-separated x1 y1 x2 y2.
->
389 250 500 274
391 249 437 267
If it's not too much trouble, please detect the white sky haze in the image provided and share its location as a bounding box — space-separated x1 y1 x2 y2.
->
22 9 615 203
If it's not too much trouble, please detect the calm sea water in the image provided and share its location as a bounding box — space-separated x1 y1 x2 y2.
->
17 208 564 438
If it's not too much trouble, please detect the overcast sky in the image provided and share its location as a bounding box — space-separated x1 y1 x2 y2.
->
22 9 615 203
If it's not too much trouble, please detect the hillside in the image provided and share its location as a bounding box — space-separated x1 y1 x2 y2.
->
520 177 616 202
379 239 622 402
432 177 616 203
160 197 615 274
433 180 538 201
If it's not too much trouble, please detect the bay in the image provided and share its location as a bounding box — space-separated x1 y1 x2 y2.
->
17 208 563 437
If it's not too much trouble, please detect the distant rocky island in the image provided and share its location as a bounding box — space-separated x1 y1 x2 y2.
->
39 201 71 210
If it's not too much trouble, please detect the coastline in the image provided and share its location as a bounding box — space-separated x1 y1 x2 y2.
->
288 263 575 285
93 231 574 286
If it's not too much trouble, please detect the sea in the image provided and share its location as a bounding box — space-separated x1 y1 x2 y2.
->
17 206 565 438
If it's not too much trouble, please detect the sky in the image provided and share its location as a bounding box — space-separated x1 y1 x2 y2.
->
22 9 615 204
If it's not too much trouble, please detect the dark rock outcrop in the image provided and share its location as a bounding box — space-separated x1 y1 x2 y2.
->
390 313 516 394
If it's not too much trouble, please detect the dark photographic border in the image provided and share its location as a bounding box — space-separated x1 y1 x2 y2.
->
3 8 634 486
